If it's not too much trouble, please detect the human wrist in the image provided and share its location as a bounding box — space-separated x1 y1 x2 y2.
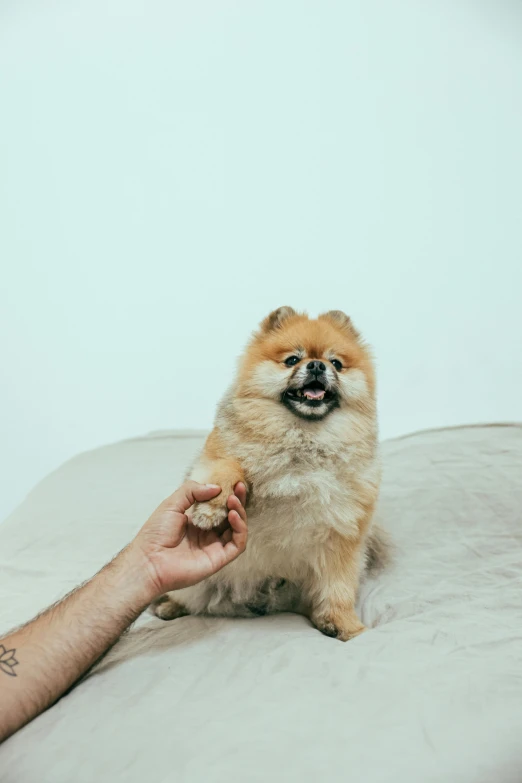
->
110 543 160 610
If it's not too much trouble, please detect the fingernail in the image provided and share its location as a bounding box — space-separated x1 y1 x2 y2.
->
205 483 220 489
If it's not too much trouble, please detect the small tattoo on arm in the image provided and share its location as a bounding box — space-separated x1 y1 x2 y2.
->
0 644 19 677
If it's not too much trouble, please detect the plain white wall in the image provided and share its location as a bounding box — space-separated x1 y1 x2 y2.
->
1 0 522 523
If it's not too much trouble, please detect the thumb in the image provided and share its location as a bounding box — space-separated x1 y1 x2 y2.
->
162 481 222 515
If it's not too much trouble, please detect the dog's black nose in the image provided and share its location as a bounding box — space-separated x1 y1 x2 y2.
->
307 360 326 374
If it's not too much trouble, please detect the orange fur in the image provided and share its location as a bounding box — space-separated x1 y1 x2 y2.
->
238 310 375 403
309 509 375 641
190 430 245 530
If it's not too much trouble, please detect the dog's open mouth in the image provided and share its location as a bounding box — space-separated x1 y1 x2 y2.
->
285 380 334 405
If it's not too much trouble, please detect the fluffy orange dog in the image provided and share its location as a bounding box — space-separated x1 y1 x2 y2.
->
152 307 384 640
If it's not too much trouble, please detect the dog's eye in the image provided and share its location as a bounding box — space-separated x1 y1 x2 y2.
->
284 355 300 367
331 359 343 371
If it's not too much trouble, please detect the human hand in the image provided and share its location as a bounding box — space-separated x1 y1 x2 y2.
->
127 481 247 600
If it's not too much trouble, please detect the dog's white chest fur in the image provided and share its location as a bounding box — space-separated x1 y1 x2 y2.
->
238 422 375 533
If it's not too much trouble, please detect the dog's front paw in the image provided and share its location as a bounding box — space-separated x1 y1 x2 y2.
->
191 499 228 530
312 609 367 642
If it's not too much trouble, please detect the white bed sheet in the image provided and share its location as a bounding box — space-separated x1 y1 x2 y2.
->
1 425 522 782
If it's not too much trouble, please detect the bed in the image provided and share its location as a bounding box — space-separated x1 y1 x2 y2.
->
1 424 522 782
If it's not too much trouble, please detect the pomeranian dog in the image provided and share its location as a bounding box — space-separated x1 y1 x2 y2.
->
152 307 384 640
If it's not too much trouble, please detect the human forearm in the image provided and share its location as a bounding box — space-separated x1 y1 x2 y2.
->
0 480 247 744
0 545 153 743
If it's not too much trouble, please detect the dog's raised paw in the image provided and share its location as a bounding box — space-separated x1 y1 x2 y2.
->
191 500 228 530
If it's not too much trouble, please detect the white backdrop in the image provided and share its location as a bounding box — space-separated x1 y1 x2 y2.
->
1 1 522 523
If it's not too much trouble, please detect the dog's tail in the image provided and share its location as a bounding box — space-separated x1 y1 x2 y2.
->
365 523 392 574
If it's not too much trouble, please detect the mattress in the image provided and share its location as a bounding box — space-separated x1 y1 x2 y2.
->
1 425 522 782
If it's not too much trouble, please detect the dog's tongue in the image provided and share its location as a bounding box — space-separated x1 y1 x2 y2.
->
303 387 325 400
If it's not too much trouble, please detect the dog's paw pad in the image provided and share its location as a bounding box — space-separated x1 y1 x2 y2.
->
191 501 228 530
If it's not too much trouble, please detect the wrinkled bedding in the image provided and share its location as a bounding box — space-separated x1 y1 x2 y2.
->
1 425 522 782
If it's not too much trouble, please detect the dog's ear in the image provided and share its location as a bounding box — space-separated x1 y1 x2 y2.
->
260 306 298 332
319 310 360 338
